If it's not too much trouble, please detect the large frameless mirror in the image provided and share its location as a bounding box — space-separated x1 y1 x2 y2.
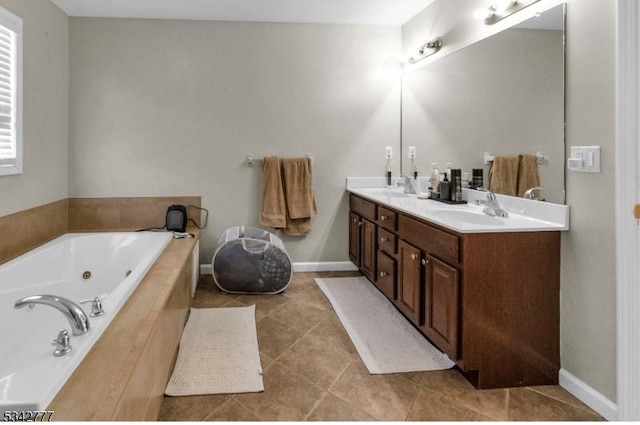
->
401 4 565 204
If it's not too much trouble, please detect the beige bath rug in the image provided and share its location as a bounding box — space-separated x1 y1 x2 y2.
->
165 305 264 396
316 277 455 374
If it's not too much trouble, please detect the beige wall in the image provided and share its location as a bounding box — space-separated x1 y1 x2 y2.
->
402 0 616 403
0 0 69 216
68 18 401 264
562 0 616 402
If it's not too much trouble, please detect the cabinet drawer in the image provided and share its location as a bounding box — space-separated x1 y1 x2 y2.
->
350 195 376 221
377 207 397 231
398 215 459 264
378 228 397 255
376 251 396 300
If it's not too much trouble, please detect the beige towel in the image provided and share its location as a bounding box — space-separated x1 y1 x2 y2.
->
259 156 286 229
281 157 317 236
489 155 520 196
517 154 540 197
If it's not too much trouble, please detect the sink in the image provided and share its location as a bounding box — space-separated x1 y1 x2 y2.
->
428 209 507 226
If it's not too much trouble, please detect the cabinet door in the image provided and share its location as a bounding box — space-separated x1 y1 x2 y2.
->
397 240 421 325
376 251 396 300
422 254 459 360
360 218 376 281
349 212 361 266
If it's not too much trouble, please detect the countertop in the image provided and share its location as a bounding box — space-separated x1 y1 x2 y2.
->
347 183 569 233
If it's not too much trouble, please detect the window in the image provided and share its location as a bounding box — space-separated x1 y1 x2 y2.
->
0 6 21 176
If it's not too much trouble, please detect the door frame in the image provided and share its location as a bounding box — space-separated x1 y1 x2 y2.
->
615 0 640 420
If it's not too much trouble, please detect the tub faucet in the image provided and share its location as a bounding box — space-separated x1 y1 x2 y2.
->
14 295 90 336
397 175 417 194
480 191 509 218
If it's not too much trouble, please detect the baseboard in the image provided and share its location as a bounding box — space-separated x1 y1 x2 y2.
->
558 368 618 421
200 261 358 275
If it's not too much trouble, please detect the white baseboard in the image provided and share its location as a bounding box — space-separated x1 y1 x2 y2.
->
200 261 358 275
559 368 618 421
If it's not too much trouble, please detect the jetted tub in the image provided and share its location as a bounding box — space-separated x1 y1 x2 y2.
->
0 232 172 414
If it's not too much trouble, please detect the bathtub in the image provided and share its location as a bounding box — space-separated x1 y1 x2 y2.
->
0 232 173 414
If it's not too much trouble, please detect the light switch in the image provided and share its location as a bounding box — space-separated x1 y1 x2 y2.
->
567 146 601 173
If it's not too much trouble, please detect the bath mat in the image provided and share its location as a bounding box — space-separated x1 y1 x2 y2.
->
315 276 455 374
165 305 264 396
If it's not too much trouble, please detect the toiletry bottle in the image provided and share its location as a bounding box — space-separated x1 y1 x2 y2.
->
428 163 440 194
439 173 450 201
386 164 392 187
451 169 462 201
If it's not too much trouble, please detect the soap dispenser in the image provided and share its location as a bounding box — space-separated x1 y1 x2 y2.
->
439 173 451 201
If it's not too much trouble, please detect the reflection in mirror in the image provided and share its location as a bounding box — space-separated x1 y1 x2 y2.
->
401 5 565 204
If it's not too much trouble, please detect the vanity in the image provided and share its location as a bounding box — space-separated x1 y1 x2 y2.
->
347 184 569 389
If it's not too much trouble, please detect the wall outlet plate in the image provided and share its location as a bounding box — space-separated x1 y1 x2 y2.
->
385 146 393 160
568 146 601 173
408 146 416 159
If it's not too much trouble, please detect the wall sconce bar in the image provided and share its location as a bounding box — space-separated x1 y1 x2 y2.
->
408 38 443 64
484 0 541 25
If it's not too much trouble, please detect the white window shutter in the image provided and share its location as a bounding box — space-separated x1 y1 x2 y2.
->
0 6 21 176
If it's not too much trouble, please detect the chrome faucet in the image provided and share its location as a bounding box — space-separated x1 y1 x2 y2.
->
397 175 417 194
523 186 543 200
14 295 90 336
480 191 509 217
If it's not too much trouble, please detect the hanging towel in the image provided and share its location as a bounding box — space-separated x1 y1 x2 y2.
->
281 157 317 236
517 154 540 197
489 155 520 196
259 156 287 229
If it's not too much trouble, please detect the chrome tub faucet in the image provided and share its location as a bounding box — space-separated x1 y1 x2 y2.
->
14 294 90 336
523 186 543 200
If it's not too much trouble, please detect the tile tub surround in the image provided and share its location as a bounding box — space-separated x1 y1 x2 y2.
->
0 199 68 265
0 196 201 266
47 230 198 420
68 196 201 231
159 272 603 421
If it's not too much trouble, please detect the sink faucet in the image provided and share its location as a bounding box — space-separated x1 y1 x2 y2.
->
397 175 417 194
14 295 90 336
480 191 509 217
523 186 543 200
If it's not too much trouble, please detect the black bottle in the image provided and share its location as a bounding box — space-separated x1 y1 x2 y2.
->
438 174 450 201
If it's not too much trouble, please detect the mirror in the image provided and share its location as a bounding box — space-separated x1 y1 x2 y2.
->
401 5 565 204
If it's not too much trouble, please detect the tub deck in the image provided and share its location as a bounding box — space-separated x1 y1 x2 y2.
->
47 231 199 420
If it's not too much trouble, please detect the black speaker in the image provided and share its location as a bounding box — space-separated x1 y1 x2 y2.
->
166 205 187 232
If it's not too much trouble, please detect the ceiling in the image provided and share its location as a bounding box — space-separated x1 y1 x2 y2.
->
49 0 436 26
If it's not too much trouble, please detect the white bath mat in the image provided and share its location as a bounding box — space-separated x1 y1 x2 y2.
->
165 305 264 396
316 276 455 374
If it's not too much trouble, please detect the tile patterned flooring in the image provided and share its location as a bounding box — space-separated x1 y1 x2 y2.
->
159 272 603 421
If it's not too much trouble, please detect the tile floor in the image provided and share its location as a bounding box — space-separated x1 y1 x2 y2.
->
159 272 603 421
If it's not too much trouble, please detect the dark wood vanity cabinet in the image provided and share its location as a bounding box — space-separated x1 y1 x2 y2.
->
348 193 560 390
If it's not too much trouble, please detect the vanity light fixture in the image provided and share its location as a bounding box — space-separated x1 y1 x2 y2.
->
484 0 541 25
408 38 442 64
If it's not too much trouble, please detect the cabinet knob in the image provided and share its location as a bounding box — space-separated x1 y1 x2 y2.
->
422 259 428 266
411 253 418 260
379 271 387 277
380 215 387 221
380 237 387 243
358 221 362 226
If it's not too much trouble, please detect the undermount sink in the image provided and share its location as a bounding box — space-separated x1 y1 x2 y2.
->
428 209 507 226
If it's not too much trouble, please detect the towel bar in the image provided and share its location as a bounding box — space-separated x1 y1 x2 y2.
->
246 154 313 167
483 151 548 166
